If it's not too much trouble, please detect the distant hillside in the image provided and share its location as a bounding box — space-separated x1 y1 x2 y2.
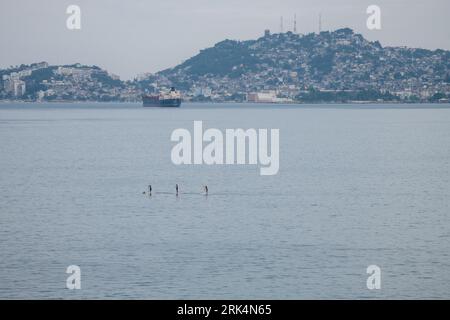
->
0 62 135 101
145 28 450 102
1 28 449 103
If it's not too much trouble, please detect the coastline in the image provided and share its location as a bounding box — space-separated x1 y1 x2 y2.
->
1 100 450 109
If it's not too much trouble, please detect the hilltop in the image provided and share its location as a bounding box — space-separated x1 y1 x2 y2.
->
142 28 450 103
0 62 129 102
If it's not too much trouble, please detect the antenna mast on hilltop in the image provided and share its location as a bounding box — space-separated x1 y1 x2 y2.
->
318 13 322 33
294 14 297 33
280 16 284 33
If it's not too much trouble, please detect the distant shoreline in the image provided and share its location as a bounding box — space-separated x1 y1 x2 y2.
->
1 100 450 105
1 101 450 109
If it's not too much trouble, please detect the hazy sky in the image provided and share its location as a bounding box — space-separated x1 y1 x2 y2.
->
1 0 449 79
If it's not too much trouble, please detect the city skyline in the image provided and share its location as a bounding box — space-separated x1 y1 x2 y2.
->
1 0 450 79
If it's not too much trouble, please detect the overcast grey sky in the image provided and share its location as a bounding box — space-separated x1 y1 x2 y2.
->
1 0 449 79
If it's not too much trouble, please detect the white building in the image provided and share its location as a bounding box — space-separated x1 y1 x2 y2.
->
18 69 32 78
37 90 46 100
3 78 14 93
56 67 74 76
247 90 292 103
13 80 26 97
72 68 92 81
247 91 277 103
193 87 212 97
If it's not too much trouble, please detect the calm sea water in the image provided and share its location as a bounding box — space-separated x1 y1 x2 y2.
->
0 102 449 299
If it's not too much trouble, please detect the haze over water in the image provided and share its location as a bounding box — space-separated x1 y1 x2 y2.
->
0 103 449 299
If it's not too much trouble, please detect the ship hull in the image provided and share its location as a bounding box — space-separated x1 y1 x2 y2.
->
143 96 181 107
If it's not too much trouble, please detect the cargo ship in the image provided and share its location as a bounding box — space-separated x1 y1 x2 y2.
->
142 87 182 107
